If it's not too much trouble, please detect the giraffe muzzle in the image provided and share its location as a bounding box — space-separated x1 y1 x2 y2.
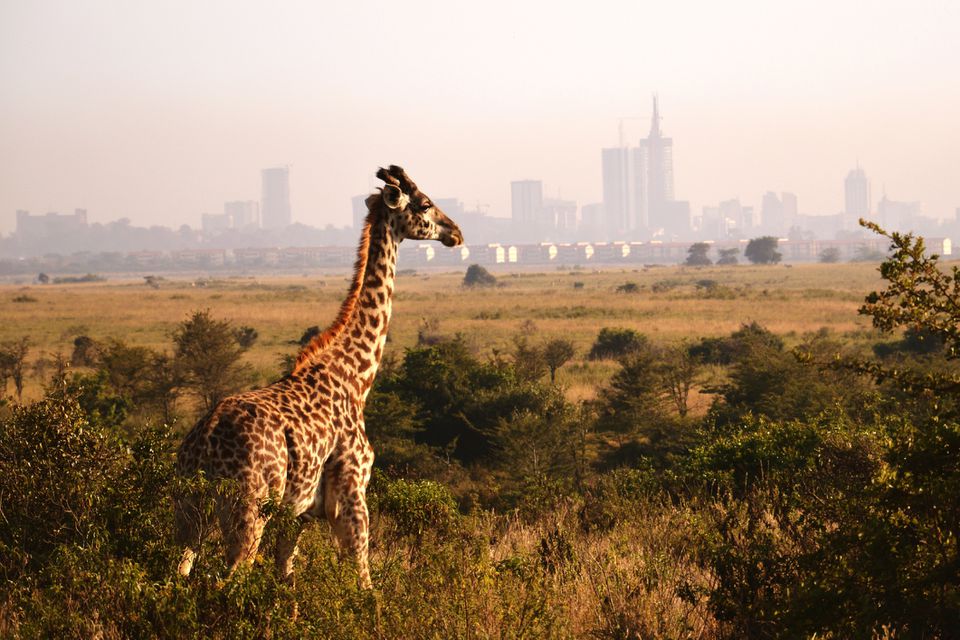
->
441 227 464 247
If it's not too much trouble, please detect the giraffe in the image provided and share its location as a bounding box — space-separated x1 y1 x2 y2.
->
173 165 463 588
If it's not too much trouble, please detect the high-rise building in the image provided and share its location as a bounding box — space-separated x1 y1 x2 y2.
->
434 198 465 219
601 147 635 234
511 180 543 240
224 200 259 230
600 96 688 238
637 96 678 234
542 198 578 237
878 195 920 231
781 192 798 230
201 212 231 234
844 165 871 228
719 198 747 235
261 167 292 230
761 192 784 234
16 209 88 238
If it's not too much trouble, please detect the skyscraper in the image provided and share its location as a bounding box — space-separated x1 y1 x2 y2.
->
601 96 688 238
762 192 784 234
261 167 292 230
637 96 677 234
601 147 634 234
224 200 259 230
781 192 798 230
844 165 870 228
511 180 543 240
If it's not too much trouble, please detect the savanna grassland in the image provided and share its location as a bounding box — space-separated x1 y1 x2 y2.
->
2 246 958 639
0 261 885 403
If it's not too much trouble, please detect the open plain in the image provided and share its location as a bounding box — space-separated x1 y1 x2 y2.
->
2 261 889 403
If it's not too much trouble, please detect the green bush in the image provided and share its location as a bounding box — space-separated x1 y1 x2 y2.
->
588 327 647 360
377 479 460 539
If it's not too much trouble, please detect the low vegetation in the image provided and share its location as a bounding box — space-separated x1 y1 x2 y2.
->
0 222 957 638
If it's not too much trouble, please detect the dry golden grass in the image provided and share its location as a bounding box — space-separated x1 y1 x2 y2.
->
0 261 901 402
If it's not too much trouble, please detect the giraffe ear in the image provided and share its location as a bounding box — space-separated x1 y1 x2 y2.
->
382 184 408 210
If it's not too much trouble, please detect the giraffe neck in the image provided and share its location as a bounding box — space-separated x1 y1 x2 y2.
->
340 213 398 399
294 207 399 402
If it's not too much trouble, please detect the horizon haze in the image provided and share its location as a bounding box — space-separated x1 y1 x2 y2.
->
1 0 958 235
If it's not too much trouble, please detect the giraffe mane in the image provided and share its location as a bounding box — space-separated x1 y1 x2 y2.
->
292 194 381 373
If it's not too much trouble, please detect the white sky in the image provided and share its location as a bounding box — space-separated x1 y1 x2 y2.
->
1 0 958 233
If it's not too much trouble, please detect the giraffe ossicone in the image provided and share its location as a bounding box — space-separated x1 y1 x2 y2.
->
173 165 463 588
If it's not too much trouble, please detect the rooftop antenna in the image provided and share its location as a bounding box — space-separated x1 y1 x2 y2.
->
649 93 662 138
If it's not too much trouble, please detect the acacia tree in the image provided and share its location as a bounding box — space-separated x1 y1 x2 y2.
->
745 236 782 264
588 327 647 361
685 242 713 266
463 264 497 287
0 338 30 400
512 335 546 382
657 342 700 417
860 220 960 358
172 310 252 411
819 247 841 263
717 248 740 265
543 339 575 383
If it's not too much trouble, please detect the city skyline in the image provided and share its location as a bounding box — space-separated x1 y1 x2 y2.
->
2 1 958 235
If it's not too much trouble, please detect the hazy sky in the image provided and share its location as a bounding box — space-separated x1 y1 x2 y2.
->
2 0 958 234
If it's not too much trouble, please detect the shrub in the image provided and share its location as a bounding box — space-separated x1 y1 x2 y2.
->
579 467 659 531
819 247 841 263
234 325 259 349
717 248 740 265
172 310 253 411
543 338 575 383
463 264 497 287
744 237 782 264
588 327 647 361
685 242 713 266
377 479 460 539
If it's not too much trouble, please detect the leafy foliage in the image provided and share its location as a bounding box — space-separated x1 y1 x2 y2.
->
543 338 575 383
744 236 782 264
462 263 497 287
716 247 739 265
685 242 713 266
0 337 30 400
818 246 841 263
860 219 960 359
172 309 253 411
588 327 647 361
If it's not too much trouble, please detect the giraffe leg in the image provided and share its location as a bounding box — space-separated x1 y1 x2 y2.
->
324 465 373 589
275 521 303 622
174 493 202 577
221 499 267 577
275 523 303 585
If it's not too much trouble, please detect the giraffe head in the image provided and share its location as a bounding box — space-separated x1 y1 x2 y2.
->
375 165 463 247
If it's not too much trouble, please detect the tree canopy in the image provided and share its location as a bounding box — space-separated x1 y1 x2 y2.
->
744 236 782 264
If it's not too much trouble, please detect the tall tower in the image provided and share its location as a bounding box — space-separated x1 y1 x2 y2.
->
636 95 680 235
261 167 292 230
601 147 634 233
511 180 543 228
844 164 870 227
600 96 688 240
